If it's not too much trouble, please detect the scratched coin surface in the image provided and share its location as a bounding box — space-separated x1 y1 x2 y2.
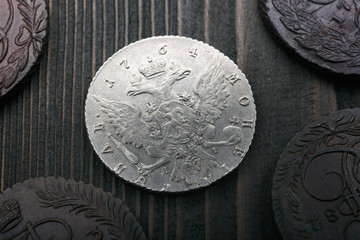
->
260 0 360 75
0 177 146 240
85 36 256 192
273 109 360 240
0 0 47 97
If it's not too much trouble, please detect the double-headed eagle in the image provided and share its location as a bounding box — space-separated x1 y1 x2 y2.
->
95 55 244 185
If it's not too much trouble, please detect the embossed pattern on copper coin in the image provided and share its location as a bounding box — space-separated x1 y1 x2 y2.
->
260 0 360 75
273 109 360 240
0 0 47 97
0 177 147 240
85 36 256 192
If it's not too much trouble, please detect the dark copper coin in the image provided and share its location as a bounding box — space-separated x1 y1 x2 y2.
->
273 109 360 239
0 177 146 240
0 0 47 97
260 0 360 75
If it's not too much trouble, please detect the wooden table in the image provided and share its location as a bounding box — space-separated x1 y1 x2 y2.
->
1 0 358 239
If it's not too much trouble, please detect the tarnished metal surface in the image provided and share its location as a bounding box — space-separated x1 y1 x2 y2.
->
0 177 146 240
261 0 360 75
85 36 256 192
0 0 47 97
273 109 360 239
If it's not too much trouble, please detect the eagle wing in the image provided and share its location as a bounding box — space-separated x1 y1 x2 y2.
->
193 55 230 124
93 95 152 148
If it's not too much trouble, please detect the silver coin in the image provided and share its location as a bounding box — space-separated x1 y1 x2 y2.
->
85 36 256 192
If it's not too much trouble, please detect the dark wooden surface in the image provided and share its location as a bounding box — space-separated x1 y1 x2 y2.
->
0 0 359 239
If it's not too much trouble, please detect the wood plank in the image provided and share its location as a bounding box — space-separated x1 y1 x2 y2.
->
236 0 337 239
44 0 58 178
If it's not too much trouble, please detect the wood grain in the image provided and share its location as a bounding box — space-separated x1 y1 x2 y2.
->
0 0 356 239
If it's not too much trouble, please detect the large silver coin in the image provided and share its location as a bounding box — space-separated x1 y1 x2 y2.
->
85 36 256 192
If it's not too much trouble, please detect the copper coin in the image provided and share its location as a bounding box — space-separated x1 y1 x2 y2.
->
0 177 146 240
260 0 360 75
0 0 47 97
273 109 360 239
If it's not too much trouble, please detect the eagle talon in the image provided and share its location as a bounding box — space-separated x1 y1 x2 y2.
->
127 89 140 96
135 162 151 176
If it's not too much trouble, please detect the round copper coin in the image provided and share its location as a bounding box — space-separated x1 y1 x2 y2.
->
0 177 146 240
0 0 47 97
260 0 360 75
273 109 360 239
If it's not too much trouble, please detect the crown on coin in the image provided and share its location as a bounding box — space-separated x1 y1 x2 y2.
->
138 58 166 79
0 199 23 233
